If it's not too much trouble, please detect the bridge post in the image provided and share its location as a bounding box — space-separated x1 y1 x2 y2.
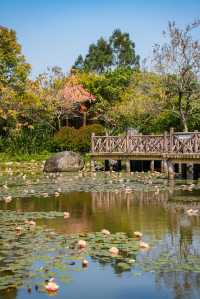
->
125 160 131 172
91 133 95 153
168 161 175 180
161 161 163 172
91 159 96 172
161 160 167 173
106 133 109 152
150 160 154 172
170 128 174 152
164 131 168 152
194 130 198 152
186 163 194 180
168 179 175 194
126 134 130 152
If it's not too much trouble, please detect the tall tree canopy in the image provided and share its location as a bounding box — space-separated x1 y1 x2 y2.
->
0 26 31 94
84 38 113 73
73 29 139 73
109 29 140 68
153 20 200 131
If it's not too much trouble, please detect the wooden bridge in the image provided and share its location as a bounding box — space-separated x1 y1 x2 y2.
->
90 129 200 179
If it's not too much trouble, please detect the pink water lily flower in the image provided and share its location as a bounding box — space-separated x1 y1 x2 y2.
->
82 259 89 267
133 231 143 238
78 240 87 248
101 229 110 235
139 241 150 250
109 247 119 255
45 281 59 292
15 226 22 232
64 212 70 219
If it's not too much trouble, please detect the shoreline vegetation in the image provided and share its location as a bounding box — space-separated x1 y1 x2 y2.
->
0 152 51 162
0 21 200 158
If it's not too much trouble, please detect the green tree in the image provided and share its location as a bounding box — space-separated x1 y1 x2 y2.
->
76 67 133 125
0 26 30 95
73 55 84 70
77 67 133 101
73 29 139 73
109 29 140 68
83 38 113 73
105 71 179 133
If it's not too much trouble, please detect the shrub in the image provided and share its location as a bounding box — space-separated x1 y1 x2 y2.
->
52 124 104 153
77 124 104 152
52 127 78 152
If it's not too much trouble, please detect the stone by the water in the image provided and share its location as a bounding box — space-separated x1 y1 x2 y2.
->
43 151 84 173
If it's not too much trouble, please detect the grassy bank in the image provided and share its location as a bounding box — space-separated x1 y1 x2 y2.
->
0 152 52 162
0 152 92 163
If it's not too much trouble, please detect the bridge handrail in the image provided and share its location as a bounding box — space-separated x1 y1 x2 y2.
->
91 130 200 154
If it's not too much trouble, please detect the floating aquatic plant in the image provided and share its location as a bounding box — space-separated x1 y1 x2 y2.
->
0 210 143 291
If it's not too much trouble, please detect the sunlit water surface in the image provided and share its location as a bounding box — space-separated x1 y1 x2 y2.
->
1 172 200 299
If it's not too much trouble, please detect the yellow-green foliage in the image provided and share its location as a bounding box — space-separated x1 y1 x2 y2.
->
53 124 104 153
106 71 180 133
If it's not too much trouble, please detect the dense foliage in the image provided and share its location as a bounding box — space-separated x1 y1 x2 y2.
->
52 124 104 153
0 21 199 155
0 26 30 94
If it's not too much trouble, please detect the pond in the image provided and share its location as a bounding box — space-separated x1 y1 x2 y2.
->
1 166 200 299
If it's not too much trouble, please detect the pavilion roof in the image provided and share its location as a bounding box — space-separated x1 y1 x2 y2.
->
62 75 96 105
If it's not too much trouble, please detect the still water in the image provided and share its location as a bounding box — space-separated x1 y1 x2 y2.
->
1 172 200 299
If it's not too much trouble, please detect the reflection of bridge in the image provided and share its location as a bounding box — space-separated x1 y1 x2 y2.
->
91 190 169 211
91 129 200 179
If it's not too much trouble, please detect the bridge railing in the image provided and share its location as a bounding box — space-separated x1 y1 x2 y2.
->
91 130 200 154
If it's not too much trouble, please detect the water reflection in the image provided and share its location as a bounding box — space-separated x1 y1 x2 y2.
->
1 186 200 299
155 271 200 299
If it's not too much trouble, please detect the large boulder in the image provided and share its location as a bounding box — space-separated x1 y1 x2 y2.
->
44 151 84 172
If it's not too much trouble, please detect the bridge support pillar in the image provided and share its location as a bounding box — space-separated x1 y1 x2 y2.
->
161 160 168 174
168 161 175 180
150 160 154 172
91 159 96 172
186 163 194 180
168 179 175 194
161 161 164 172
125 160 131 172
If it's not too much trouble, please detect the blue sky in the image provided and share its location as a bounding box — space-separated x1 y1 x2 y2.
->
1 0 200 77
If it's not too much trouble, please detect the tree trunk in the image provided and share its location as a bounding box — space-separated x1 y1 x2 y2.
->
178 92 189 132
57 117 61 130
66 115 69 127
83 112 87 127
181 111 188 132
183 120 188 132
